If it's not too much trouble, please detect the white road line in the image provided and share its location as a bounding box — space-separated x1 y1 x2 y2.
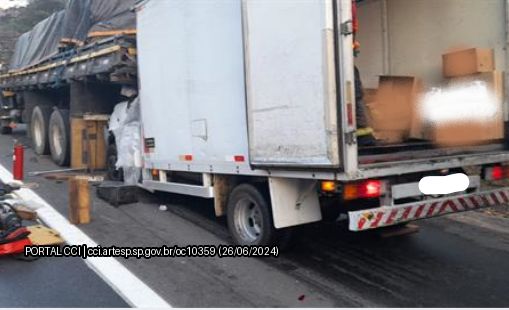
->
0 164 172 308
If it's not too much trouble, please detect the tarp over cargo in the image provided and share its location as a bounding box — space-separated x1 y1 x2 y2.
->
9 0 136 70
62 0 136 43
9 10 65 71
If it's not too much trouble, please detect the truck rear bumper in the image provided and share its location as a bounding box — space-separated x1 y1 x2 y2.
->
348 188 509 231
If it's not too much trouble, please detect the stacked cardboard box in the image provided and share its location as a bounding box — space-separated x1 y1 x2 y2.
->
365 76 422 144
443 48 494 78
412 47 504 146
364 48 504 146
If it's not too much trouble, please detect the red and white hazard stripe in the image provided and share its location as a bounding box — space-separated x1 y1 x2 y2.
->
348 188 509 231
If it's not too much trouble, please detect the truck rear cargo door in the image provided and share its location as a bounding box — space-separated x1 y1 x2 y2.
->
243 0 341 168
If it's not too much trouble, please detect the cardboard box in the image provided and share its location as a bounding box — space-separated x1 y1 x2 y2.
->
71 116 108 170
366 76 422 132
431 120 503 147
409 115 427 140
449 71 504 103
440 71 504 145
411 71 505 145
443 48 494 78
364 79 420 144
373 130 406 144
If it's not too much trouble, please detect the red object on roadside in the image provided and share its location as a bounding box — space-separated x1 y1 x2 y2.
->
0 238 32 256
12 142 24 181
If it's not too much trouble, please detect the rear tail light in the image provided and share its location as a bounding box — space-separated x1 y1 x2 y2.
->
344 180 384 200
485 165 508 181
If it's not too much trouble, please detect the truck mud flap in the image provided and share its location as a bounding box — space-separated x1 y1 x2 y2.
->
348 188 509 231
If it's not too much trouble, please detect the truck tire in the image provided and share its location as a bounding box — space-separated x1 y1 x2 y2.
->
30 105 52 155
48 109 70 166
227 184 278 246
106 143 123 181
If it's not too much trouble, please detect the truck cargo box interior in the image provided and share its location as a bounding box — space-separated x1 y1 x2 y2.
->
355 0 508 165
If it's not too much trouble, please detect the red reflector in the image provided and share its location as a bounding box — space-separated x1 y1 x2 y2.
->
491 166 504 180
358 180 382 198
234 155 245 162
180 154 193 161
347 103 354 126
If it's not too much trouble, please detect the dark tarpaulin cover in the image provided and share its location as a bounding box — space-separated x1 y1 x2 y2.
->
9 0 136 70
63 0 136 42
9 10 65 70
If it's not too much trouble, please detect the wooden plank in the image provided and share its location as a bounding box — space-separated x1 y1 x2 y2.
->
83 114 110 121
86 121 98 170
86 119 108 170
68 176 91 224
45 172 104 182
71 117 87 169
71 117 108 170
95 121 108 170
1 90 15 97
87 29 137 38
68 177 80 224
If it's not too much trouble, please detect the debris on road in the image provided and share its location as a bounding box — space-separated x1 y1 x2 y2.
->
27 225 64 246
11 203 38 221
96 181 139 207
44 173 104 183
28 168 87 177
68 176 91 225
1 181 33 256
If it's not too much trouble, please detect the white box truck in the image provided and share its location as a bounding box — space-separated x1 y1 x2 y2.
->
136 0 509 245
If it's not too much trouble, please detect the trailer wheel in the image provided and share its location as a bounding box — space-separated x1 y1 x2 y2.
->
227 184 277 246
48 109 70 166
30 105 52 155
106 143 123 181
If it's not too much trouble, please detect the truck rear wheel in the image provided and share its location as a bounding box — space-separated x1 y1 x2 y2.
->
30 105 52 155
48 109 70 166
227 184 277 246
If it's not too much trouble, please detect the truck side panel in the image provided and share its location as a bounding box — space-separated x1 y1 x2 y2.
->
138 0 249 167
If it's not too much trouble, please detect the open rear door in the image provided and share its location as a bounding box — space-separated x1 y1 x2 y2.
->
243 0 341 168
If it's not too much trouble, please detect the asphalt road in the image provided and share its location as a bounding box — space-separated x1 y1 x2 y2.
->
1 128 509 307
0 256 128 307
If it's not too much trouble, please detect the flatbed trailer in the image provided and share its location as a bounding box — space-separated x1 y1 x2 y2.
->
0 34 137 167
0 35 136 90
136 0 509 246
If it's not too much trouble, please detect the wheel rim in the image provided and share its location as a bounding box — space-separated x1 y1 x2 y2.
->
234 197 263 243
33 118 43 148
51 123 63 157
